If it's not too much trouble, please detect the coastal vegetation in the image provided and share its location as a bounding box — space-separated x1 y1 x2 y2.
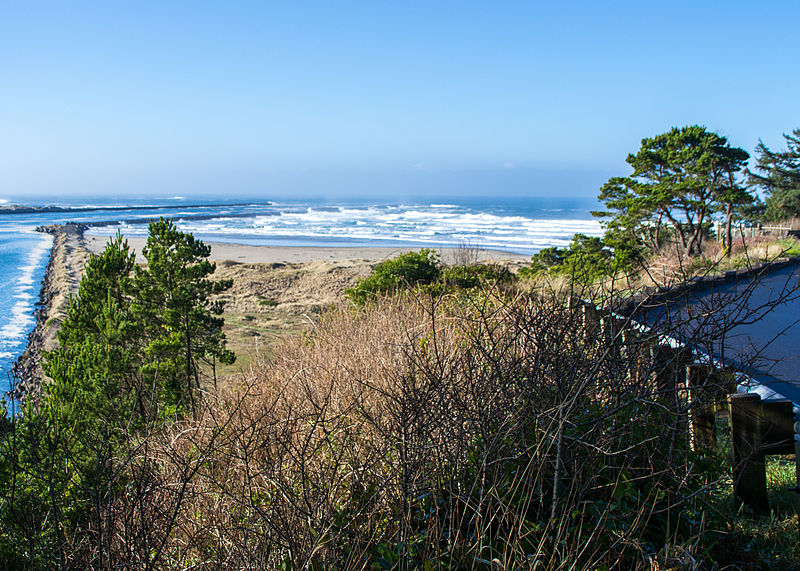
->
518 233 619 285
48 218 235 418
0 285 727 567
0 218 234 566
0 126 799 568
749 128 800 223
4 264 798 567
525 125 800 287
345 249 513 304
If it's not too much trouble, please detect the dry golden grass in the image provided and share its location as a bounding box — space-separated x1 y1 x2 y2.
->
54 288 737 569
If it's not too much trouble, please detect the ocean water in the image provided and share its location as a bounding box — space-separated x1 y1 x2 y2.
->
0 195 602 395
89 199 601 252
0 229 53 398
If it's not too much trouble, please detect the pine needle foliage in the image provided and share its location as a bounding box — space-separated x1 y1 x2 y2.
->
133 217 235 412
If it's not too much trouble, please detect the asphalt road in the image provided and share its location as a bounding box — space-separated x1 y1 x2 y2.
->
633 262 800 402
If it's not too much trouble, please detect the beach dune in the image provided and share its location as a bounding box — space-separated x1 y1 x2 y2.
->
17 228 529 392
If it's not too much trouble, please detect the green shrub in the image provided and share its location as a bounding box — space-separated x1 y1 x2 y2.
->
439 263 513 289
346 249 441 304
519 234 616 284
778 237 800 257
347 250 518 304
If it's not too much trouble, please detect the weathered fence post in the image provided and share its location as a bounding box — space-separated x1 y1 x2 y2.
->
581 302 599 342
686 364 716 450
759 399 795 455
650 344 690 412
597 309 613 354
619 327 631 360
795 406 800 542
729 393 768 513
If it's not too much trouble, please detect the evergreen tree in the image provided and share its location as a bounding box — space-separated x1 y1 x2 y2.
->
594 126 752 258
45 232 140 424
715 169 756 257
0 222 236 564
55 231 135 348
133 218 234 413
519 234 617 284
1 235 143 566
748 128 800 222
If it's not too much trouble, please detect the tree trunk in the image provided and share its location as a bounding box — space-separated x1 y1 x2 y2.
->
686 212 707 257
650 215 663 254
724 203 734 258
665 213 688 254
185 327 196 416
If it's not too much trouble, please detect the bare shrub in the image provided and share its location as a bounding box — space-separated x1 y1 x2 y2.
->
448 240 482 266
48 285 734 569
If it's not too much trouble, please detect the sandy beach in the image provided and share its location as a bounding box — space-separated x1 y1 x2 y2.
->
84 234 529 266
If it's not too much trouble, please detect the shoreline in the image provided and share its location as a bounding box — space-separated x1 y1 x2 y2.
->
14 225 529 398
84 234 530 265
13 224 90 400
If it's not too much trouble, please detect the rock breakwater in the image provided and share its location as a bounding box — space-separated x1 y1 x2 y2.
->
12 224 89 401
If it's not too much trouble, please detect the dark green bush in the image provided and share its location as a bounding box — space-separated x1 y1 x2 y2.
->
347 250 518 304
439 263 513 289
346 249 441 304
519 233 617 284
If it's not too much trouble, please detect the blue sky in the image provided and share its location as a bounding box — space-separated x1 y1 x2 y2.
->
1 1 799 200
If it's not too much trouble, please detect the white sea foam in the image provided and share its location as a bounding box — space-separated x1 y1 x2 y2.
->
0 233 53 348
91 202 602 254
0 299 36 342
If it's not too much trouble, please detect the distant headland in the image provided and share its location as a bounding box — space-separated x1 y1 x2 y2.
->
0 202 266 216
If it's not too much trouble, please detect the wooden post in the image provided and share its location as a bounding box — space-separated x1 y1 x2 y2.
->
620 327 646 383
651 345 672 392
598 310 613 353
795 434 800 544
729 393 768 513
568 296 578 313
712 368 739 395
686 364 716 450
651 345 690 412
581 303 599 341
759 399 795 455
619 328 631 361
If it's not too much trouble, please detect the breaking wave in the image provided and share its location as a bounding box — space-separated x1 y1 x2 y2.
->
96 202 601 255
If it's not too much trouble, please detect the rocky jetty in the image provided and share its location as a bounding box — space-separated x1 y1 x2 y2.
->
12 224 90 401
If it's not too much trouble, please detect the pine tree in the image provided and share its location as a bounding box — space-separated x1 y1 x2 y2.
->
748 128 800 222
0 223 236 563
55 231 134 348
594 126 752 258
132 218 234 413
45 232 139 424
16 235 143 565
